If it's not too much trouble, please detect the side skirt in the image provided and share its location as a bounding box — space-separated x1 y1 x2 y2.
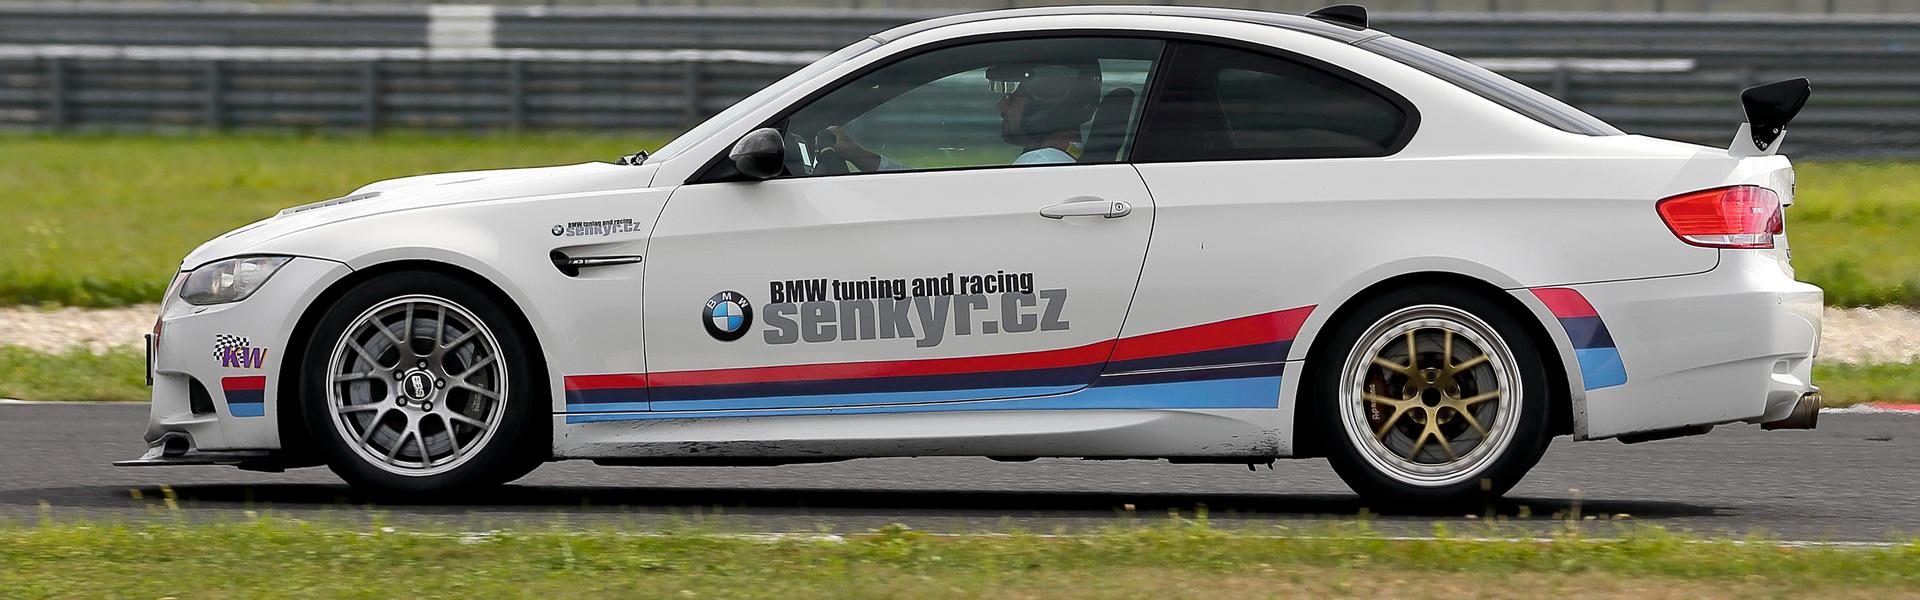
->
554 405 1296 461
552 361 1307 460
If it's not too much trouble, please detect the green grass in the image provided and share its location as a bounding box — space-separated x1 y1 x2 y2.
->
0 135 1915 308
1814 360 1920 407
0 133 659 307
2 517 1917 599
0 346 147 402
1789 162 1920 308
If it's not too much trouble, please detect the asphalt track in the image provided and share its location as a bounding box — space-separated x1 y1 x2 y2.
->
3 403 1916 541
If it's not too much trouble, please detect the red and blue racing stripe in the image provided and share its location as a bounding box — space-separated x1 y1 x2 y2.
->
1531 287 1627 390
563 306 1313 422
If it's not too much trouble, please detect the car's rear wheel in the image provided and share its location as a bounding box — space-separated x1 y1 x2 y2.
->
1312 285 1551 509
301 272 545 499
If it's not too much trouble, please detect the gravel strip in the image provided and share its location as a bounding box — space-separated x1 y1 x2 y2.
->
0 304 157 354
2 304 1917 364
1819 306 1920 365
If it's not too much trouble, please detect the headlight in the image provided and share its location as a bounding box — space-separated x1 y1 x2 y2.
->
179 256 292 305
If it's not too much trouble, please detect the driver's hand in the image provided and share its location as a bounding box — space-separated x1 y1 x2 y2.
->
822 126 861 151
820 125 881 172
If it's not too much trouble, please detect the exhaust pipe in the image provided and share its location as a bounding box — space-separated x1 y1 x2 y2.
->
1763 392 1821 430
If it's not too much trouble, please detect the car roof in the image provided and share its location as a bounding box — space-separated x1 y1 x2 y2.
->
871 5 1385 46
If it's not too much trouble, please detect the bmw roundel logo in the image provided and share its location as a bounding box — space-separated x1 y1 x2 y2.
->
702 291 753 342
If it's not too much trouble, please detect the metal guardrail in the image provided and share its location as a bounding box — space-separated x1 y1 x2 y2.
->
2 6 1918 157
12 4 1920 50
0 51 801 130
9 0 1919 14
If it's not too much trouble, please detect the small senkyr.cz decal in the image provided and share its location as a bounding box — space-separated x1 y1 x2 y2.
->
760 271 1066 348
551 218 645 237
213 334 270 369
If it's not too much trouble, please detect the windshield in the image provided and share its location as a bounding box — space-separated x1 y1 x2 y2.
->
1358 36 1623 137
645 39 883 164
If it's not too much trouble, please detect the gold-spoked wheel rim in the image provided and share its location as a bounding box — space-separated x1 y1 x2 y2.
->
1337 304 1522 488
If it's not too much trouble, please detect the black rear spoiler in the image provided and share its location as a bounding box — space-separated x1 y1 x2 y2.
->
1731 78 1811 157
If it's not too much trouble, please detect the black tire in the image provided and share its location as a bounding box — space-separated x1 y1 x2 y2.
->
300 271 548 500
1309 284 1552 510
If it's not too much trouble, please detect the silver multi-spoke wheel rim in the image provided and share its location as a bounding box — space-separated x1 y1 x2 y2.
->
326 295 508 477
1337 305 1522 488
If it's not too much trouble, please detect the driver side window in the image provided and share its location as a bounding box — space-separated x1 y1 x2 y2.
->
778 37 1164 177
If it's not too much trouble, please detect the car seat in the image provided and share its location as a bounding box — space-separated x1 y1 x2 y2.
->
1078 87 1136 163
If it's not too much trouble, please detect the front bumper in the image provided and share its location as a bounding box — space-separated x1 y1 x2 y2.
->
1555 251 1821 439
112 431 282 471
140 257 353 453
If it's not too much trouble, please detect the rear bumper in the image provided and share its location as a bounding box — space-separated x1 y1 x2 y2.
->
1536 251 1821 439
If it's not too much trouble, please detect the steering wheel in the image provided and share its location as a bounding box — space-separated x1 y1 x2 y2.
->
812 147 850 175
809 128 852 175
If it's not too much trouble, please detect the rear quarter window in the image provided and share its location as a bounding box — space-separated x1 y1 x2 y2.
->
1358 36 1624 137
1132 41 1414 162
1213 66 1406 153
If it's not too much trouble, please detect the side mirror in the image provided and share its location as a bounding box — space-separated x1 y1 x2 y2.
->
728 127 786 180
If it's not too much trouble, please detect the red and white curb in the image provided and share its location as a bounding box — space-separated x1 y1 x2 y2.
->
1822 402 1920 415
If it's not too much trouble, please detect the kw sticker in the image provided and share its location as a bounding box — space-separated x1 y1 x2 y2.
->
213 334 270 369
757 271 1066 348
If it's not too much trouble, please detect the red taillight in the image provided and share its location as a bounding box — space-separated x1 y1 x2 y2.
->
1655 185 1783 249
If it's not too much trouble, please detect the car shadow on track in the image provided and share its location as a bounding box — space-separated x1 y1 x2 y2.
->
5 483 1718 523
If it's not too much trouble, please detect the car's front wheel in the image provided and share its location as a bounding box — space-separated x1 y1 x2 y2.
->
1312 285 1552 509
301 271 546 498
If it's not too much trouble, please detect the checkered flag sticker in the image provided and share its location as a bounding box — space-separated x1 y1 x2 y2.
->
213 334 250 361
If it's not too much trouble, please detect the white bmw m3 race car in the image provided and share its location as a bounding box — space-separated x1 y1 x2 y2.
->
122 5 1824 505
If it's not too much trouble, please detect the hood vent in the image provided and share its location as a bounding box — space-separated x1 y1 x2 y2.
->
278 191 382 216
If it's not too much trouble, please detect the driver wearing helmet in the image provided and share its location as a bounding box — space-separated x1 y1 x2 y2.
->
823 61 1102 172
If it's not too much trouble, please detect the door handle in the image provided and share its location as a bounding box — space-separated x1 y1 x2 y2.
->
1040 198 1131 219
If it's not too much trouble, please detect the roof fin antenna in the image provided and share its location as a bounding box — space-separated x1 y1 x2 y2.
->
1306 4 1368 29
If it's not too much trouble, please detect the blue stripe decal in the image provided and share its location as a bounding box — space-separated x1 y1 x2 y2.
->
648 363 1103 403
1575 347 1627 390
565 375 1282 424
650 385 1084 412
1102 341 1290 374
1094 362 1285 387
225 390 266 417
1558 316 1616 350
566 401 654 413
566 387 650 409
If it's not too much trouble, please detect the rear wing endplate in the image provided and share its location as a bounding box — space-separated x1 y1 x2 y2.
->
1730 78 1811 157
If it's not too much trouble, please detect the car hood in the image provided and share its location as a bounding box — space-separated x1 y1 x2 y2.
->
179 161 658 270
